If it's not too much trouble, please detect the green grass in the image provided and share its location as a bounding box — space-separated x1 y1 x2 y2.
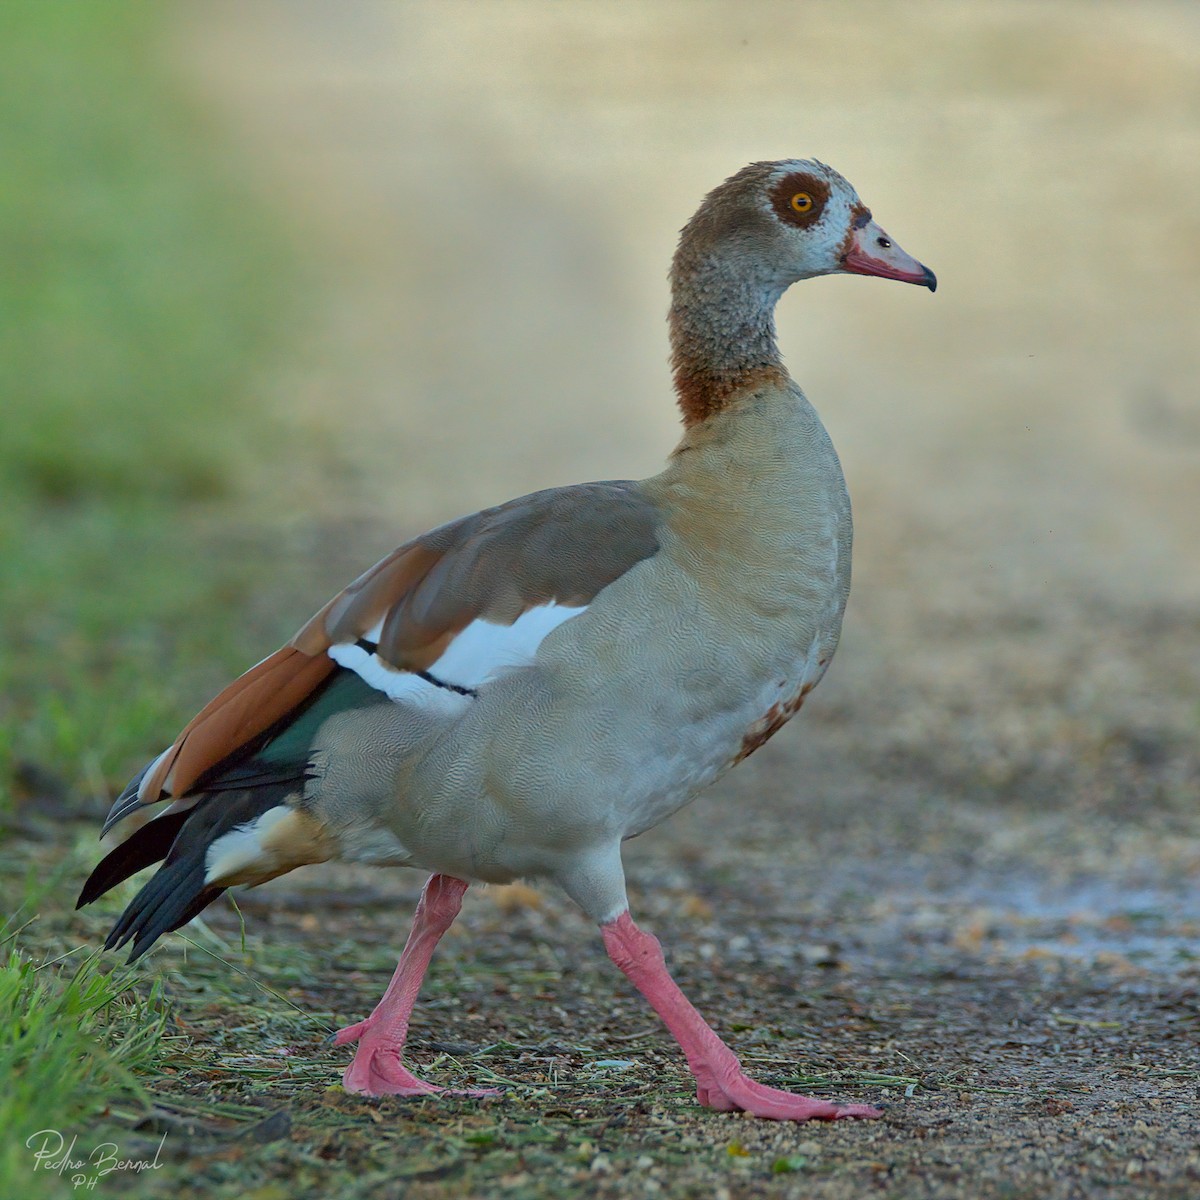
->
0 1 291 506
0 929 171 1199
0 0 302 814
0 5 306 1193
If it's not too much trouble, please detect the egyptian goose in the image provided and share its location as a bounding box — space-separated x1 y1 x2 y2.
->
79 159 934 1122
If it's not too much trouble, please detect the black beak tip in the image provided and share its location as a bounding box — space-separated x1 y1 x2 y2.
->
922 266 937 293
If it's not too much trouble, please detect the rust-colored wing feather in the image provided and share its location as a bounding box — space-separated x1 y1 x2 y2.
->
294 482 661 672
103 481 660 836
143 648 336 800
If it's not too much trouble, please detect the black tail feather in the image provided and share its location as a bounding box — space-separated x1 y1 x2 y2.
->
77 808 192 909
100 759 154 839
105 859 226 963
85 780 298 963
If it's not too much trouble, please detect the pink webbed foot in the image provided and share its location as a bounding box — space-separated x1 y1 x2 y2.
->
601 910 882 1123
695 1067 882 1121
330 873 497 1098
333 1017 499 1098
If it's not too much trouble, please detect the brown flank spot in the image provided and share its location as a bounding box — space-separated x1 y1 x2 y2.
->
735 681 816 763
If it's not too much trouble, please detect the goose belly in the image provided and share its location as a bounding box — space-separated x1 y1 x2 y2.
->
505 557 847 846
615 626 837 840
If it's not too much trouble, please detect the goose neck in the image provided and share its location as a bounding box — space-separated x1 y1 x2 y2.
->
668 252 790 426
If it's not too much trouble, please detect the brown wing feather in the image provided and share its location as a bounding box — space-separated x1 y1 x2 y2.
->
298 482 660 673
109 480 660 834
142 648 336 801
293 543 442 654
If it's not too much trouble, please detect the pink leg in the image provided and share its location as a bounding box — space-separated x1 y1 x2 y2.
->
602 911 881 1122
332 873 498 1097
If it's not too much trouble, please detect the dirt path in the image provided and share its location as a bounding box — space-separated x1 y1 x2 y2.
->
162 3 1199 1195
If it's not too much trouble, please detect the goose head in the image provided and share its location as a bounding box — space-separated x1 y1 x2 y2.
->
675 158 936 295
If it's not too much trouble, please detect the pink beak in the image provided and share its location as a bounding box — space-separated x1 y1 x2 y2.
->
841 218 936 291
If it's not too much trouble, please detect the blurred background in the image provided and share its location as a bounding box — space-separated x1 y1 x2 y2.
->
1 2 1198 1192
5 0 1197 865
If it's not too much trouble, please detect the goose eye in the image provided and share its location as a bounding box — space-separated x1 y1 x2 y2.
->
790 192 814 214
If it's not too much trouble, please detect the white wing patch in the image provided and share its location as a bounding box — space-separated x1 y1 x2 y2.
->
327 642 462 705
432 602 586 688
331 601 587 700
